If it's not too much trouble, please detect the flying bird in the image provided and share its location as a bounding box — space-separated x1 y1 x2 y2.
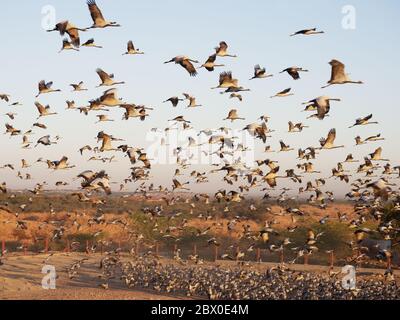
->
322 59 363 88
47 20 86 47
199 54 224 72
270 88 294 98
36 81 61 98
250 65 273 80
319 129 345 150
280 67 308 80
123 41 144 55
164 56 199 76
86 0 121 29
96 68 125 87
215 41 237 57
290 28 324 37
82 38 103 48
349 114 378 128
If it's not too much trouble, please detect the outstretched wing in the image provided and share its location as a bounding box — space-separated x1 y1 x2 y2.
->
66 28 80 47
330 59 346 81
219 71 232 84
127 40 134 51
96 68 111 82
180 59 197 77
87 0 105 24
279 88 291 95
325 128 336 145
83 38 95 46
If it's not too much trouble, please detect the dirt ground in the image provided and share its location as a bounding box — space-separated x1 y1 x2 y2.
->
0 253 185 300
0 252 397 300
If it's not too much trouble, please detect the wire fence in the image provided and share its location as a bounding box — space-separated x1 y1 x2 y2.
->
0 238 394 271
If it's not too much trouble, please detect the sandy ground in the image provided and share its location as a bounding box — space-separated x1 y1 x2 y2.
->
0 253 185 300
0 252 398 300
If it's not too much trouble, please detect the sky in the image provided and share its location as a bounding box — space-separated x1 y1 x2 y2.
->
0 0 399 197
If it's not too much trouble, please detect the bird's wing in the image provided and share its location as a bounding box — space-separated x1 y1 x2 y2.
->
96 68 110 82
127 40 134 51
180 59 197 76
87 0 105 24
288 70 300 79
326 129 336 145
364 114 373 121
280 88 291 94
330 60 346 81
219 71 232 84
38 80 46 91
207 54 217 63
83 38 95 45
35 102 45 114
66 28 80 47
217 41 228 53
101 135 112 150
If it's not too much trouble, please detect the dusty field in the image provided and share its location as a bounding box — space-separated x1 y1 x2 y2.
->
0 253 186 300
0 252 398 300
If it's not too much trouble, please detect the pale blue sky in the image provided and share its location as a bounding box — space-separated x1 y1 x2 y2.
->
1 1 399 196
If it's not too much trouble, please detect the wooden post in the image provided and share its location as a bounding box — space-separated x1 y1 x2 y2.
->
214 246 218 262
86 240 90 254
256 248 261 262
387 255 392 270
155 242 159 257
280 249 284 264
236 245 240 262
304 253 309 265
330 251 335 269
1 240 5 256
136 242 140 256
44 238 49 254
118 240 122 250
193 244 197 256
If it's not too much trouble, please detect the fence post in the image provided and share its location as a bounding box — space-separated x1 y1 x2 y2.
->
136 242 140 256
86 240 90 254
304 253 309 265
193 244 197 256
256 248 261 262
118 240 122 250
387 255 392 270
214 246 218 262
1 240 5 256
330 251 335 269
155 242 159 257
280 249 284 264
236 245 240 262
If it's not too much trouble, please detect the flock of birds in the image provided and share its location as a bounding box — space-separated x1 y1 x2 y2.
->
1 1 400 299
96 255 400 300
